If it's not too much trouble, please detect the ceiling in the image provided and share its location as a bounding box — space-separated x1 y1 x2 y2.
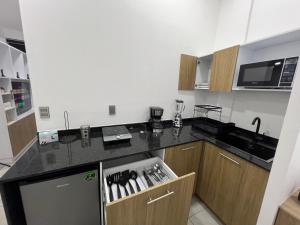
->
0 0 23 31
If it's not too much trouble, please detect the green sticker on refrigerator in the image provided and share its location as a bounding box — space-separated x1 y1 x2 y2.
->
85 171 96 181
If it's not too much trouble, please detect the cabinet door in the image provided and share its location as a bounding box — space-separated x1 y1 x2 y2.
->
213 149 244 225
196 142 220 209
210 45 239 92
164 142 202 190
178 54 198 90
231 162 269 225
8 113 37 156
106 173 195 225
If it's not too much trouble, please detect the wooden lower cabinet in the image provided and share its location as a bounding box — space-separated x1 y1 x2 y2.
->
213 149 244 225
8 113 37 156
231 162 269 225
106 173 195 225
196 142 220 208
164 142 202 191
196 142 269 225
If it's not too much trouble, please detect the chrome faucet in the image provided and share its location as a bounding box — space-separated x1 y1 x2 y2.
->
252 117 261 135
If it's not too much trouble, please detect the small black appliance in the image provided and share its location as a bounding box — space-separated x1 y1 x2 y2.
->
149 107 164 133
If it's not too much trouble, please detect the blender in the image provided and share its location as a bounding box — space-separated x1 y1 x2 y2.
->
173 99 185 128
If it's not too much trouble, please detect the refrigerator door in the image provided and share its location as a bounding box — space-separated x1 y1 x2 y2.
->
20 170 100 225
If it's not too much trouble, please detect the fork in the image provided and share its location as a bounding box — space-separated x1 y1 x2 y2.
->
113 172 122 199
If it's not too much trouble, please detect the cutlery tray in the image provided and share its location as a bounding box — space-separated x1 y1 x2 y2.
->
103 157 177 203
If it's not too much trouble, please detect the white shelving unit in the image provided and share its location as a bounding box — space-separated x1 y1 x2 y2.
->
10 48 26 79
194 53 213 90
232 30 300 91
0 41 35 163
0 44 14 78
194 29 300 92
0 41 32 125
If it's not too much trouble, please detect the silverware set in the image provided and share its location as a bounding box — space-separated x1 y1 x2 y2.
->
106 163 170 202
143 163 169 187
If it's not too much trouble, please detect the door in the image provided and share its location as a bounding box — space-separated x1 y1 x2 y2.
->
106 173 195 225
164 142 202 191
196 142 220 209
210 45 239 92
20 169 100 225
197 143 244 225
8 113 37 156
231 162 269 225
178 54 198 90
213 149 244 225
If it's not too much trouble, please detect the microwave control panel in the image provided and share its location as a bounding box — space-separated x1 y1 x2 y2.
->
279 57 298 87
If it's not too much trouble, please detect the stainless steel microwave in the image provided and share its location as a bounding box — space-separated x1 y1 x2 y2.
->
237 57 298 89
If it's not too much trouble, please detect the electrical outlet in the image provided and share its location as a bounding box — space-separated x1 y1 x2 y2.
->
109 105 116 115
39 106 50 119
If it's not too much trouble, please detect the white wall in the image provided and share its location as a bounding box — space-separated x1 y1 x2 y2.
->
196 91 289 138
0 27 24 41
19 0 221 131
257 55 300 225
247 0 300 43
214 0 253 50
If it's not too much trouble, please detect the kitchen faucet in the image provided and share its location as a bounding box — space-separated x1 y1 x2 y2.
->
252 117 261 135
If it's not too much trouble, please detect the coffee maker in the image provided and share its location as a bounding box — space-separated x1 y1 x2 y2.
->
149 107 164 133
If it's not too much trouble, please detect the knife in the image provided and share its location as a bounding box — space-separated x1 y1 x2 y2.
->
143 171 153 187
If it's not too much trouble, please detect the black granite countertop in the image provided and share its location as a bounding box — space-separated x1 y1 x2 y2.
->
0 118 277 183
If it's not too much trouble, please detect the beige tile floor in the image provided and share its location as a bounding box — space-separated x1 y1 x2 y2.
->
0 166 222 225
188 196 223 225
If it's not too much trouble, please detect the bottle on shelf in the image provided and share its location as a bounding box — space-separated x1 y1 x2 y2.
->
1 69 5 77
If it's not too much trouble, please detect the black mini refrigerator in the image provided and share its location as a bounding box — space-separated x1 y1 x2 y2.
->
19 168 101 225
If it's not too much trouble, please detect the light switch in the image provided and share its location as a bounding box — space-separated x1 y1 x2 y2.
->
109 105 116 115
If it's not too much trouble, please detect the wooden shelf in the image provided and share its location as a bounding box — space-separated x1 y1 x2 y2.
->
4 106 16 112
1 92 12 96
7 110 34 126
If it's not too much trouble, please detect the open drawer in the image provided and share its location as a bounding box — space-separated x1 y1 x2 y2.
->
102 156 195 225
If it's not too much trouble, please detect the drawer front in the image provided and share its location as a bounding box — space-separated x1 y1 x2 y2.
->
103 157 178 204
106 173 195 225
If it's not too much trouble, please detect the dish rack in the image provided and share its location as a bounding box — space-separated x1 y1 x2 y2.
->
193 104 223 121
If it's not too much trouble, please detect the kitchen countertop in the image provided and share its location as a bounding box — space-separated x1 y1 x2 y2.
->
0 118 277 183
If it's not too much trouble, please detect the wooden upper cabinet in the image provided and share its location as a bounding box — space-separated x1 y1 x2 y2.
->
210 45 240 92
164 142 202 191
106 173 195 225
178 54 198 90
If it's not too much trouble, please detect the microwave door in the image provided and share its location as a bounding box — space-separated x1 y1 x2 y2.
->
237 59 284 87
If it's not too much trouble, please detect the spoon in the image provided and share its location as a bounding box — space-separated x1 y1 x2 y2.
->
130 170 141 192
106 175 114 202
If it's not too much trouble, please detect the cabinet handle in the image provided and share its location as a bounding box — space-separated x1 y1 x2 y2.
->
219 153 240 166
181 146 195 151
147 190 174 205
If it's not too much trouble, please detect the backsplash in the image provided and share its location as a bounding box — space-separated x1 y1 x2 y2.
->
196 91 291 138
